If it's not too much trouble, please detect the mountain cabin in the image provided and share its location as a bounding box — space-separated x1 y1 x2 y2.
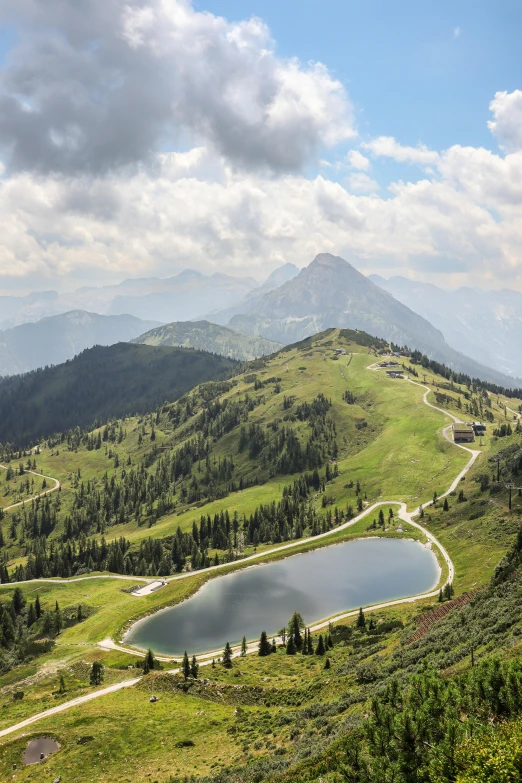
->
452 424 475 443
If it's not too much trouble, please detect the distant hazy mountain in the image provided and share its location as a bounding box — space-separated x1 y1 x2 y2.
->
206 262 300 325
133 320 281 361
108 270 258 323
370 275 522 378
0 343 237 445
228 253 522 387
0 269 259 328
0 310 160 377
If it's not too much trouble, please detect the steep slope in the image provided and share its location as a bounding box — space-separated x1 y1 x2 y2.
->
0 310 161 377
371 274 522 378
229 253 522 386
206 262 300 324
132 319 281 360
0 343 237 444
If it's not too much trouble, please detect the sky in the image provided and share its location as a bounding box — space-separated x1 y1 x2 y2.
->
0 0 521 294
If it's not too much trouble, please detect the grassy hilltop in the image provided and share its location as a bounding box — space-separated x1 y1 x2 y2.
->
1 328 522 782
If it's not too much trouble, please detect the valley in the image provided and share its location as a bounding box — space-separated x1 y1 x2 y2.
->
0 328 521 781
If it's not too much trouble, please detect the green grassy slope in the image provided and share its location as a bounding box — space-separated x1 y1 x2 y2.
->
132 319 282 361
1 329 522 781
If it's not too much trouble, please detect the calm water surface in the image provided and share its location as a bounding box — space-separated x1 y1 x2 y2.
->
125 538 439 656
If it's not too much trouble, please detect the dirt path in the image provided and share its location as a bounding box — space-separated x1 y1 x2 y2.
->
0 677 141 740
0 464 61 513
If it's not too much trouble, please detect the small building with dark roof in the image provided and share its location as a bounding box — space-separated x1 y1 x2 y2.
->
452 424 475 443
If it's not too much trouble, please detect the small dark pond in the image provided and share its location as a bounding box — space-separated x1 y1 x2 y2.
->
125 538 439 657
24 737 60 765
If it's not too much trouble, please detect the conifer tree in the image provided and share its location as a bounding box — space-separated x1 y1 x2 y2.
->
182 651 190 680
12 587 25 615
356 607 366 629
443 497 449 511
241 636 247 656
77 604 83 622
145 648 155 672
271 639 277 654
59 674 66 694
288 611 304 649
286 636 296 655
223 641 233 668
190 655 199 679
35 593 41 619
324 657 331 669
27 602 36 627
307 629 314 655
315 634 325 655
258 630 271 656
89 661 103 686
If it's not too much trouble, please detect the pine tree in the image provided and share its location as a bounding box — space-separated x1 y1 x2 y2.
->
241 636 247 657
438 589 443 602
258 630 271 656
190 655 199 679
223 642 233 668
143 656 150 675
324 657 331 670
89 661 103 686
12 587 25 615
27 602 36 627
59 674 66 694
356 607 366 629
271 639 277 654
327 632 334 648
145 648 155 672
286 636 296 655
315 634 325 655
287 611 304 649
77 604 83 622
443 497 449 511
307 629 314 655
182 651 190 680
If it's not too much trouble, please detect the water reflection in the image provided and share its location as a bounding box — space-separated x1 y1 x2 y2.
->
125 538 439 656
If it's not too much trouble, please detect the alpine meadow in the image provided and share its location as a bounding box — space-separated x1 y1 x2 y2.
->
1 1 522 782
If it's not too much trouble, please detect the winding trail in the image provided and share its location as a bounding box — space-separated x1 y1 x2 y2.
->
0 364 482 740
0 464 61 513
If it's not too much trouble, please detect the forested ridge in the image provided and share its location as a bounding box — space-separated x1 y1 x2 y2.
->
0 342 238 445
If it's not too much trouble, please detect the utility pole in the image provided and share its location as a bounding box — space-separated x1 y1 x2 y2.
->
493 455 501 483
505 483 522 511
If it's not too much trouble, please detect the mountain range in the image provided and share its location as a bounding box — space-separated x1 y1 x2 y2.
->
221 253 520 387
3 254 522 387
0 311 160 376
0 269 259 328
370 275 522 378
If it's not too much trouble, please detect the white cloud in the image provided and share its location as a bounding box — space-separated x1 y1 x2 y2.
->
0 0 354 175
362 136 439 166
347 172 379 193
488 90 522 152
0 6 521 294
347 150 371 171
